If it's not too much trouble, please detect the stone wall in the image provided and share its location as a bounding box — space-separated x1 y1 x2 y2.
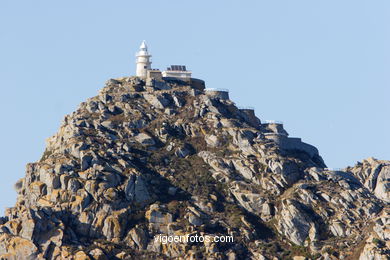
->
189 78 205 91
205 89 229 100
147 70 162 80
263 123 288 136
238 108 261 127
265 134 319 158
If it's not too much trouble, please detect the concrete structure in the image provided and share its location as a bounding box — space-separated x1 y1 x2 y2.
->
263 122 288 136
134 42 194 83
267 134 319 158
205 88 229 100
189 78 206 91
147 69 162 80
263 122 319 158
238 107 261 126
133 41 205 92
135 41 152 78
162 65 192 79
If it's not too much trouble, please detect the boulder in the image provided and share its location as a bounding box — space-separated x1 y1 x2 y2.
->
135 133 156 146
126 227 149 250
276 200 318 245
374 166 390 202
89 248 108 260
143 94 171 109
125 174 151 206
175 143 195 158
0 233 39 259
205 134 220 147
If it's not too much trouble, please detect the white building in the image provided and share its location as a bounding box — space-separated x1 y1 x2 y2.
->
135 41 192 80
162 65 192 79
135 40 152 78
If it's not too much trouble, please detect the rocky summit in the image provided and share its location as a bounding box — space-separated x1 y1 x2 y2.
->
0 77 389 260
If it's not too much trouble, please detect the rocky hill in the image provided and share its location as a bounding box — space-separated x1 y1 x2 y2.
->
0 77 389 259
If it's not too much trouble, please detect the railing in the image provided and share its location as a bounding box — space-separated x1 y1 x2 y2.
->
264 120 283 124
135 52 152 58
263 132 288 136
263 132 279 136
237 106 255 110
164 70 192 73
205 88 229 92
324 168 342 171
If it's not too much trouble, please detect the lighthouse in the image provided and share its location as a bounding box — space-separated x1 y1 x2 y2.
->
135 40 152 78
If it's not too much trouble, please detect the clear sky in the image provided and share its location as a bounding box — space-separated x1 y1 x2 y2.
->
0 1 389 213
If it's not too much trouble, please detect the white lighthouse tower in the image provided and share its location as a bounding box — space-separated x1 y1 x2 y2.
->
135 40 152 78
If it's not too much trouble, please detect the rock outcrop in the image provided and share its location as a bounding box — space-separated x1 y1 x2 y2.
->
0 76 388 259
346 158 390 203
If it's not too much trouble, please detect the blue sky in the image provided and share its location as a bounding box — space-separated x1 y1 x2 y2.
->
0 0 389 213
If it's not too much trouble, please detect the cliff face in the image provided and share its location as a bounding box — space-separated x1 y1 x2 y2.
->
0 77 389 259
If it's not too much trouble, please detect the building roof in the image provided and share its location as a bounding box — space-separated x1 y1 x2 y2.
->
136 40 151 57
140 40 147 50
